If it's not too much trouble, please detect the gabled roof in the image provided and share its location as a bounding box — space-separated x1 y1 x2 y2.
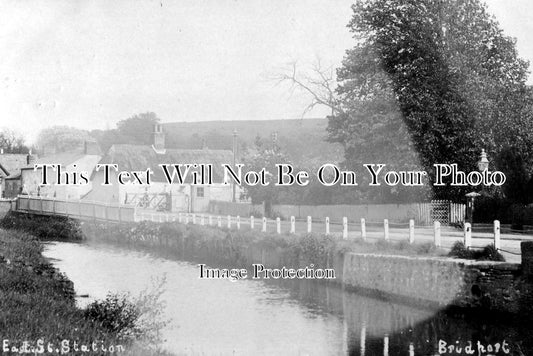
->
99 144 234 183
0 154 28 177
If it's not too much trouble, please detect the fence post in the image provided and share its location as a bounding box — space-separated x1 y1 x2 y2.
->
191 214 196 224
200 215 205 226
325 217 330 235
290 216 295 234
361 218 366 240
434 221 441 247
185 214 189 224
178 213 182 223
262 217 267 232
384 219 389 240
208 215 213 225
342 217 348 239
276 217 281 234
237 216 241 230
250 216 254 230
217 216 222 228
307 216 312 233
494 220 501 250
227 215 231 229
464 222 472 248
409 219 415 244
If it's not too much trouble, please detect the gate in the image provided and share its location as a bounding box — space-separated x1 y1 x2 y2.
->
416 200 465 225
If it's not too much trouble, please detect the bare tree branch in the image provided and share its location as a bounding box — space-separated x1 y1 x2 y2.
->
268 60 344 118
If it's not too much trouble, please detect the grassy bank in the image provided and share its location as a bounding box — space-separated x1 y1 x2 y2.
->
0 220 170 355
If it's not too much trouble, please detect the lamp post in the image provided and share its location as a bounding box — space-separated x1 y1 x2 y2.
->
465 149 489 225
232 129 237 203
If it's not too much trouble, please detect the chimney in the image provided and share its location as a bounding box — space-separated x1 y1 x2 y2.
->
26 150 37 166
153 123 165 151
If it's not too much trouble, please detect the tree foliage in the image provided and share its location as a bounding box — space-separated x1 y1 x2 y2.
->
0 128 29 153
329 0 533 201
36 126 91 155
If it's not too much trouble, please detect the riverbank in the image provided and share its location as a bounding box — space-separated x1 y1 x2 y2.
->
0 226 171 356
4 211 532 318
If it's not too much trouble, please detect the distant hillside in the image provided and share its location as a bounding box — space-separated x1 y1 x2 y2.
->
163 119 344 166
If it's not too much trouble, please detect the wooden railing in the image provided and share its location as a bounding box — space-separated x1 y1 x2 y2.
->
15 195 136 222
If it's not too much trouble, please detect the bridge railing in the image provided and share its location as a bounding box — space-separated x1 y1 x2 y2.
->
15 195 136 222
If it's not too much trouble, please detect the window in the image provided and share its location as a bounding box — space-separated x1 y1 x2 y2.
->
196 187 204 198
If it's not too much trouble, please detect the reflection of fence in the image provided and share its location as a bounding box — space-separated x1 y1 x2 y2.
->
16 196 136 222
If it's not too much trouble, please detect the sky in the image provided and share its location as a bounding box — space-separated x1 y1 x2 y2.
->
0 0 532 144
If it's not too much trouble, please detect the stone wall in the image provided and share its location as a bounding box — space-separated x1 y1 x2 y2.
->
342 252 522 312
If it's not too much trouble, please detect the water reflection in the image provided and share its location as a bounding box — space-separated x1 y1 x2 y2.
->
43 241 533 356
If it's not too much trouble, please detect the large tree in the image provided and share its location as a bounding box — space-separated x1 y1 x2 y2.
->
329 0 533 200
0 128 29 153
116 112 160 146
36 126 91 155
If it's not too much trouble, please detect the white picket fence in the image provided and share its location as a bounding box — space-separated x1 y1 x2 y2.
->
15 195 493 251
136 210 500 250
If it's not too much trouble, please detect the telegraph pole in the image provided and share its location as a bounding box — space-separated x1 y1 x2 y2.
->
232 129 237 202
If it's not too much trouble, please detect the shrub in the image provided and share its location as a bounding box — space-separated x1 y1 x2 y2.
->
448 241 505 261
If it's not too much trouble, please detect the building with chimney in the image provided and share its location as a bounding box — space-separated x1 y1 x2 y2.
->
86 124 236 212
0 152 37 198
20 141 101 200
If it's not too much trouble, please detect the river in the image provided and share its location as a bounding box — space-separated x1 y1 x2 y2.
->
43 241 532 356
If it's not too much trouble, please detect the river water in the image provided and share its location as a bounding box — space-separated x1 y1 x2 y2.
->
43 241 532 356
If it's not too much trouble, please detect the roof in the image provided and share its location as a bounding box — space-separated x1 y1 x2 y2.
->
0 154 28 177
99 144 234 183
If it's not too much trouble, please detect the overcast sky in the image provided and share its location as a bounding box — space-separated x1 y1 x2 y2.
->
0 0 532 143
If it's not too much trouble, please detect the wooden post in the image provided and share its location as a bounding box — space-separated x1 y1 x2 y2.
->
237 216 241 230
208 215 213 225
262 217 267 232
185 214 189 224
434 221 441 247
250 216 254 230
361 218 366 240
276 217 281 234
325 217 330 235
192 214 196 224
409 219 415 244
200 215 205 226
290 216 295 234
494 220 501 250
384 219 389 240
342 217 348 239
40 196 43 214
178 213 182 223
464 222 472 247
384 335 389 356
227 215 231 229
307 216 312 233
217 216 222 227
